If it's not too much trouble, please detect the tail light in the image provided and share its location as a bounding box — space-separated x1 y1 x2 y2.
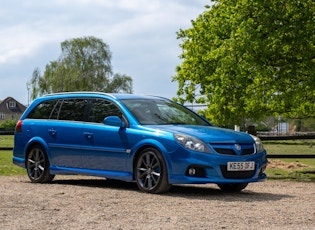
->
15 120 23 133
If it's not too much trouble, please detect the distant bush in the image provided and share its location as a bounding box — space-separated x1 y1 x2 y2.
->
0 120 17 130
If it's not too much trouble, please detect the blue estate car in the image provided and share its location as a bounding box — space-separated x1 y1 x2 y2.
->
13 92 267 193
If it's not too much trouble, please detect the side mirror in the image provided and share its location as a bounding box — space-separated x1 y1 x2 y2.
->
103 116 125 128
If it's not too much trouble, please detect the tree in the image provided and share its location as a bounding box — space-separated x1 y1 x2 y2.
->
106 73 133 94
173 0 315 128
30 36 133 99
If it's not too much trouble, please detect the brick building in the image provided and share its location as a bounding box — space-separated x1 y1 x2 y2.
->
0 97 27 122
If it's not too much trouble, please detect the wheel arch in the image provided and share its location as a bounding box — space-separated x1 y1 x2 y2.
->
131 139 172 181
24 137 51 167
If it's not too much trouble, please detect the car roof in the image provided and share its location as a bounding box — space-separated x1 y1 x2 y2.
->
42 92 168 101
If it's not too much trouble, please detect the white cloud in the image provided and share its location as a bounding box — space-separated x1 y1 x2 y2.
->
0 0 208 103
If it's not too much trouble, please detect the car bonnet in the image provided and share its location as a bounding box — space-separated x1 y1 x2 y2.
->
147 125 254 144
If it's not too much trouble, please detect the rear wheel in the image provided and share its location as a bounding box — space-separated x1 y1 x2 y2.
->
135 148 171 193
217 183 248 192
26 145 55 183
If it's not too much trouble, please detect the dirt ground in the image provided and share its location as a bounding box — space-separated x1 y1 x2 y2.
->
0 174 314 230
267 159 309 170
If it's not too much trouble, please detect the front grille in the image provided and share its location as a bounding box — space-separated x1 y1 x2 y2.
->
213 144 255 156
214 148 235 155
220 165 256 179
242 147 255 155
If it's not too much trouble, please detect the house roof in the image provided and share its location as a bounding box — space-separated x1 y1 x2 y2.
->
0 97 27 114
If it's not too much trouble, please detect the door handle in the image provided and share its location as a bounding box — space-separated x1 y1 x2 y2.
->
48 128 56 136
83 132 93 139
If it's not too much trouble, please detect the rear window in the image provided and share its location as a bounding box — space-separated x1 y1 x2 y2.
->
26 97 123 123
26 100 58 119
26 98 89 121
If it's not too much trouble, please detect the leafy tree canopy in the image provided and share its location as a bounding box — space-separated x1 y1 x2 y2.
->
173 0 315 128
30 36 133 99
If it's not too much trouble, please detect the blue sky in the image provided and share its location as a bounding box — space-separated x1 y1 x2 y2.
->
0 0 208 105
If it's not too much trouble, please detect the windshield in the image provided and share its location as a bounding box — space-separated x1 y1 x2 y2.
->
121 99 210 126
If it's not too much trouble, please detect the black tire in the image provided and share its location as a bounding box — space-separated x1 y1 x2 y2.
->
26 145 55 183
217 183 248 192
135 148 171 193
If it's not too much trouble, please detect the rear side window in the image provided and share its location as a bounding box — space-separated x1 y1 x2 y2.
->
26 100 58 119
87 99 122 123
58 99 89 121
26 97 121 122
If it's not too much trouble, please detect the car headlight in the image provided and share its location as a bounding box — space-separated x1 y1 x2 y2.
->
250 134 265 153
174 134 212 153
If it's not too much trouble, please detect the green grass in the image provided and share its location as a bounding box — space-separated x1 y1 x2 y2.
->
264 140 315 155
264 140 315 181
0 135 25 175
266 158 315 182
266 168 315 181
0 150 25 175
0 135 14 148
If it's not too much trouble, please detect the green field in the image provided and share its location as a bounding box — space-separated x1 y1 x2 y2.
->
264 140 315 181
0 135 14 148
0 150 25 175
1 135 315 181
264 140 315 155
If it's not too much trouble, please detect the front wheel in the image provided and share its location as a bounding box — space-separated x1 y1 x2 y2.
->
217 183 248 192
135 148 171 193
26 145 55 183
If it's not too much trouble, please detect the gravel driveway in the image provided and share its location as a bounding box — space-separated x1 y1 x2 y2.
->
0 175 314 230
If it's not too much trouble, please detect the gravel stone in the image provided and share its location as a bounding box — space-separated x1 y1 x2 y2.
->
0 175 314 230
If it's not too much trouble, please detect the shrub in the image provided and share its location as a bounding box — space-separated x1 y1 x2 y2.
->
0 120 18 130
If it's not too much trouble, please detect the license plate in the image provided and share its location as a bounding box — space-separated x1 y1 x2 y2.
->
227 161 255 171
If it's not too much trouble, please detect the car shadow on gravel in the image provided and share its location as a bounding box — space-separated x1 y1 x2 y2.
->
49 177 292 202
51 177 138 191
167 185 292 202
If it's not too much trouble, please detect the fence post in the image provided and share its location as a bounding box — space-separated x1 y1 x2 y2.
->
247 125 257 136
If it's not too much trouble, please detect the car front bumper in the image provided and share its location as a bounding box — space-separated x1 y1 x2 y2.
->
167 148 268 185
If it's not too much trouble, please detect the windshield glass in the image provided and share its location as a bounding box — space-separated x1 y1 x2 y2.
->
121 99 210 126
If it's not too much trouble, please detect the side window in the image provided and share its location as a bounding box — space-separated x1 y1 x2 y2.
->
49 100 62 120
58 99 89 121
87 99 122 123
26 100 58 119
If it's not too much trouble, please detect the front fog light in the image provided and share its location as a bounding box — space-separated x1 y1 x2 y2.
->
188 168 196 176
186 166 207 177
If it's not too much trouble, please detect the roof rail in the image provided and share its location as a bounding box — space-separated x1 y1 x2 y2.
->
43 91 116 99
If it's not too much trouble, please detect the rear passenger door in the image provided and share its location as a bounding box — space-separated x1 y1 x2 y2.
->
47 98 88 168
81 98 128 171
